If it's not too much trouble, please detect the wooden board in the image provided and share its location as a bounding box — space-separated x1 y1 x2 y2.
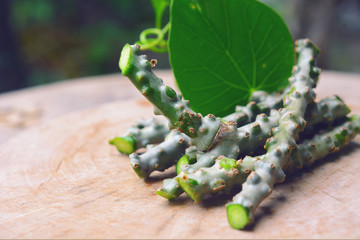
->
0 71 360 238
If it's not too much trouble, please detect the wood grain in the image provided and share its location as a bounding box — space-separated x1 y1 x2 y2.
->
0 71 359 238
0 71 175 145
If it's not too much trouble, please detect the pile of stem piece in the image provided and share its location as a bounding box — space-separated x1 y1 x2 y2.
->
111 39 360 229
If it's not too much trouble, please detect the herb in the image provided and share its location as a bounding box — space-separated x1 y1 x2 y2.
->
115 0 360 230
116 39 360 229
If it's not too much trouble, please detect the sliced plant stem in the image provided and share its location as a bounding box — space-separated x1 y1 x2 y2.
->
227 39 320 229
157 93 348 200
119 44 222 151
109 118 169 154
227 115 360 229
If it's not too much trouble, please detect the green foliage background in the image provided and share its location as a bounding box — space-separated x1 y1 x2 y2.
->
3 0 360 92
9 0 170 87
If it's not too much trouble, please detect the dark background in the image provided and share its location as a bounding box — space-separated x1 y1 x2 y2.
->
1 0 359 93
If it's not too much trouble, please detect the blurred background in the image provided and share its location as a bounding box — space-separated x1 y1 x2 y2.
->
1 0 359 93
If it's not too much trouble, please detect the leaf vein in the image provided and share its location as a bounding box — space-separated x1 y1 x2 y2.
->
224 51 252 88
222 0 231 49
181 51 250 91
256 39 283 63
250 12 261 34
199 1 227 50
177 20 224 53
196 87 233 108
223 95 250 113
242 6 257 87
257 52 291 88
255 25 274 56
187 83 225 93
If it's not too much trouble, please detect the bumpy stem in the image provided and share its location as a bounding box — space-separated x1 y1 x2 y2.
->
178 110 356 203
176 94 348 177
126 89 285 179
302 95 350 136
187 109 281 171
249 90 284 114
113 88 283 156
110 93 347 156
174 95 350 202
223 90 283 126
109 118 170 154
157 109 280 200
226 39 320 229
130 130 190 178
227 115 360 229
119 44 221 151
156 93 348 200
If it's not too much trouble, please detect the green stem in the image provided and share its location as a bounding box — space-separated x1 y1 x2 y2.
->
120 89 284 177
227 115 360 229
130 130 189 178
109 118 169 154
156 109 279 200
119 43 221 151
173 95 351 202
157 93 348 200
223 90 283 127
228 39 320 228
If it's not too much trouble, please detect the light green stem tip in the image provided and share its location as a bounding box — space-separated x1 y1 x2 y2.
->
119 43 134 75
109 136 136 155
176 155 196 175
219 158 237 170
131 164 146 179
176 175 199 202
155 190 178 201
226 204 251 230
156 179 183 200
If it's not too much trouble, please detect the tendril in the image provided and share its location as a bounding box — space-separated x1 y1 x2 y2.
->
136 22 170 53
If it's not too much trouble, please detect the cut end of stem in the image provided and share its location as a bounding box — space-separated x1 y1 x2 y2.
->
156 189 179 201
109 136 136 155
176 175 200 202
119 43 134 75
156 178 183 200
219 157 237 171
226 204 251 230
176 155 196 175
131 164 147 179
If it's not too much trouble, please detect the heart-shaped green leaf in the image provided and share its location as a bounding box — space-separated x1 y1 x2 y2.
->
169 0 294 116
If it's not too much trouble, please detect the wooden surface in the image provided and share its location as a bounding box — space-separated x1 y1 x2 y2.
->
0 71 360 239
